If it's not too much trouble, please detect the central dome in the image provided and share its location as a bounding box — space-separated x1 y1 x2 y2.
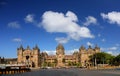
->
56 44 64 50
56 44 65 55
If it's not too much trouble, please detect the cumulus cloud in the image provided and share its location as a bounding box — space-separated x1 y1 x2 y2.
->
12 38 22 42
108 47 118 51
43 50 56 55
65 49 79 55
41 11 94 43
87 42 93 46
43 49 79 55
98 34 101 37
83 16 97 26
101 46 118 51
101 11 120 25
8 21 20 29
116 44 120 46
24 14 35 23
101 46 119 56
101 39 106 42
55 37 69 44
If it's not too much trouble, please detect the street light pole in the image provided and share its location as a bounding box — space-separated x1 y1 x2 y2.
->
95 57 97 68
94 52 97 69
103 57 104 68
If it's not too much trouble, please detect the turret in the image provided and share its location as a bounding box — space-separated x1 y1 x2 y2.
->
79 45 86 53
17 45 24 63
79 45 85 50
17 45 24 50
26 45 30 50
56 44 64 50
17 45 24 55
33 45 40 51
87 45 93 53
56 44 65 55
33 45 40 55
94 44 100 53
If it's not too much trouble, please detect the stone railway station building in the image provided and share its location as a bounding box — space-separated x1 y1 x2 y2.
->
17 44 100 68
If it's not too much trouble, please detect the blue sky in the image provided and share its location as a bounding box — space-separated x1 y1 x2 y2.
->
0 0 120 58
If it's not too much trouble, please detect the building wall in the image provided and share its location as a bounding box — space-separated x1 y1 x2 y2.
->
0 57 1 64
17 45 40 68
17 44 100 68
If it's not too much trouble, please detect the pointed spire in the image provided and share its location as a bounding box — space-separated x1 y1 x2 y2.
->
95 44 100 49
35 44 39 49
27 45 30 50
34 44 40 50
89 45 92 48
18 44 23 50
80 45 85 50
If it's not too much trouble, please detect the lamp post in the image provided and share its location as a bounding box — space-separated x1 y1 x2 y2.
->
102 57 105 69
94 52 97 69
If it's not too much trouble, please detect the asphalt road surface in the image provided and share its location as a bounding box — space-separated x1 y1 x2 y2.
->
3 68 120 76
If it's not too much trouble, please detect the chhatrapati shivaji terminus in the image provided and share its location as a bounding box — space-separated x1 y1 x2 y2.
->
17 44 100 68
1 0 120 75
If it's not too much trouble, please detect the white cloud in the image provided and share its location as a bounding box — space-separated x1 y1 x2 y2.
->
12 38 22 42
43 49 79 55
106 51 112 54
101 39 106 42
87 42 93 46
98 34 101 37
65 49 79 55
41 11 94 43
43 50 56 55
101 47 118 51
24 14 35 23
116 44 120 46
8 21 20 29
55 37 69 44
101 11 120 25
101 46 119 56
108 47 118 51
83 16 97 26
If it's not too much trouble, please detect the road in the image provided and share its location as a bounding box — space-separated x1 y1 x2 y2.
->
3 68 120 76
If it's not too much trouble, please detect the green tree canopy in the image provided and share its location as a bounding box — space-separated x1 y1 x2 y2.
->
89 52 115 65
112 54 120 66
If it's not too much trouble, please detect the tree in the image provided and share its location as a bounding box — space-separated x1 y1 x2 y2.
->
76 62 82 67
89 52 115 65
112 54 120 66
54 59 58 66
68 61 72 66
42 62 47 68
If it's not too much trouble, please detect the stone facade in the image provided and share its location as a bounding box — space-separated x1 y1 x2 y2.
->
0 57 1 64
17 45 40 68
79 45 100 66
17 44 100 68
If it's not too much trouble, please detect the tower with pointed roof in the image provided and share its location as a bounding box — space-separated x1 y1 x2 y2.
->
17 45 24 63
79 45 101 67
33 45 40 67
94 44 100 53
56 44 65 67
17 45 40 68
